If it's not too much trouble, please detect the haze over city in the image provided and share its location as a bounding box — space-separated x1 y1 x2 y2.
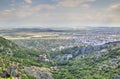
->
0 0 120 28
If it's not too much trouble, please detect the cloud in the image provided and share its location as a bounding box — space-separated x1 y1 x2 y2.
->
0 10 14 22
0 3 55 20
103 3 120 25
56 0 95 8
0 0 120 27
16 4 55 18
24 0 32 4
31 4 55 12
107 3 120 15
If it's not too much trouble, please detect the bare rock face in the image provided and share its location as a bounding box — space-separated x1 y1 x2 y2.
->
22 66 54 79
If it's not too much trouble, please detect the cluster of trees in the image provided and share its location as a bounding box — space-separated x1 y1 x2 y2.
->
52 46 120 79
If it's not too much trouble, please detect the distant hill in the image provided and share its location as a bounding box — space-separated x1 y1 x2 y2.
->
0 28 64 34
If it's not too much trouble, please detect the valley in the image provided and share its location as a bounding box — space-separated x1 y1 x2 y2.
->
0 0 120 78
0 27 120 79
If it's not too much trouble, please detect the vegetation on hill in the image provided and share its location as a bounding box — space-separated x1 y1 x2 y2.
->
0 36 120 79
0 37 51 79
52 42 120 79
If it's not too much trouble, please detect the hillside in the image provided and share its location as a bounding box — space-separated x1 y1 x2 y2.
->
52 42 120 79
0 37 53 79
0 36 42 67
0 36 120 79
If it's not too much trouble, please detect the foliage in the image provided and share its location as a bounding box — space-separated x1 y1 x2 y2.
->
52 44 120 79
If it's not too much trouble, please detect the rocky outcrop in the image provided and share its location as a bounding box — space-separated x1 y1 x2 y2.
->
22 66 54 79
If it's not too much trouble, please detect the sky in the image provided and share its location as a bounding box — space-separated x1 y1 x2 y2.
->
0 0 120 28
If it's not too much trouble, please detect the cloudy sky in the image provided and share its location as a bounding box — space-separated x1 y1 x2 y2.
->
0 0 120 28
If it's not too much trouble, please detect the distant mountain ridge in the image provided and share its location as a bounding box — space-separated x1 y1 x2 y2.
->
0 28 64 33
